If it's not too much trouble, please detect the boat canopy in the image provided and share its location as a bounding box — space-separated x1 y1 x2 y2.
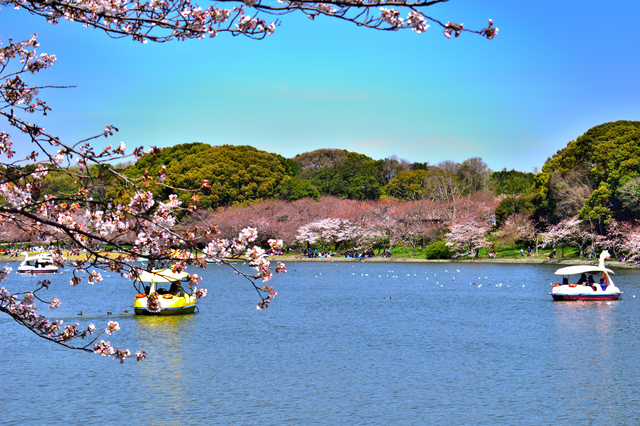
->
134 269 189 283
554 265 615 276
23 251 51 258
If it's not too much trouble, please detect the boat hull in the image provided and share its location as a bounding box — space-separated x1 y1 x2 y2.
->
552 293 620 301
133 305 197 315
551 283 621 301
17 268 58 274
133 293 197 316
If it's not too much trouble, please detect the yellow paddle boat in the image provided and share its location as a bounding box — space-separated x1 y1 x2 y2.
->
133 269 198 315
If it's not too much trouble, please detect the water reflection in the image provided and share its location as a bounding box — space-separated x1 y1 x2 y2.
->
551 301 620 412
133 315 197 412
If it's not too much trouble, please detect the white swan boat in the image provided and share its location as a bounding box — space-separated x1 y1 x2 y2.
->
550 250 621 301
16 252 59 274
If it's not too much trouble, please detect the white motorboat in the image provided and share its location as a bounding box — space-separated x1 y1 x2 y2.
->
550 250 621 301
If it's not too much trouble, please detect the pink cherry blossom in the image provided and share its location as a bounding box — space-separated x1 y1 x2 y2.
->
105 321 120 335
48 297 61 310
94 340 115 357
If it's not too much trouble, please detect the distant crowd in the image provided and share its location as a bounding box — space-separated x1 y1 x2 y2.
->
301 248 390 259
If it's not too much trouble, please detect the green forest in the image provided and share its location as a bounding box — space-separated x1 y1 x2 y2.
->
70 122 639 222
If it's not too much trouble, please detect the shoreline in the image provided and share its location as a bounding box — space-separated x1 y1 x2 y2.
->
4 254 638 270
266 255 640 270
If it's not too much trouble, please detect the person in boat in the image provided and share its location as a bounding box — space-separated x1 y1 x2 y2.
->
601 272 610 290
587 275 595 284
562 277 569 285
578 274 588 285
169 282 184 297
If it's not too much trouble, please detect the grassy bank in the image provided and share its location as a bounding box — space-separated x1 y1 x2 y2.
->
4 246 638 270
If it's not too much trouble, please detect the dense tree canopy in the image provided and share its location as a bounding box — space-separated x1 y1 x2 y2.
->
490 169 536 196
381 158 493 202
381 169 433 201
293 149 349 179
123 144 293 210
537 121 640 227
304 150 384 200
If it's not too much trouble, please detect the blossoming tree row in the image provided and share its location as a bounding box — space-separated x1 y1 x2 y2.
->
200 196 640 260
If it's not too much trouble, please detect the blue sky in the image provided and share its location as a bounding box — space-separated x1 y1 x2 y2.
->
2 0 639 172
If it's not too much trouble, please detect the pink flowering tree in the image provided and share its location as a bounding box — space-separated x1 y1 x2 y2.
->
564 217 597 258
538 216 580 257
395 200 447 256
445 218 491 257
495 213 537 254
620 224 640 261
538 216 599 258
296 218 345 252
362 200 401 254
593 220 631 259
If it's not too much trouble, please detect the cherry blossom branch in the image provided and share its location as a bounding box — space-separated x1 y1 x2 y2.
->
0 272 146 362
3 0 497 43
0 35 287 361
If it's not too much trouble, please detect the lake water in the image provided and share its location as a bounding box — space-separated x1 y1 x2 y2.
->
1 260 640 425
